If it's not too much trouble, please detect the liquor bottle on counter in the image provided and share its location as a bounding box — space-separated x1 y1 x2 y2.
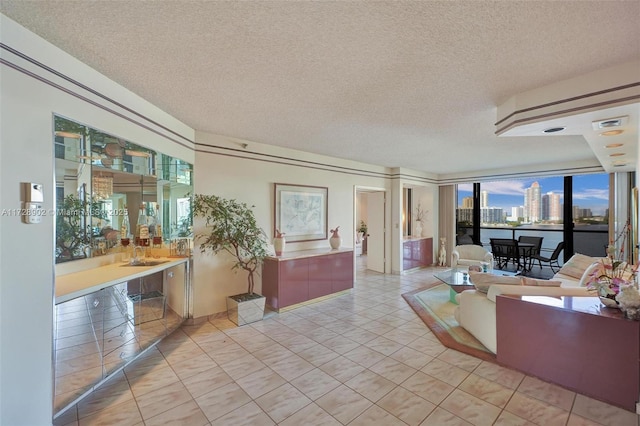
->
136 204 149 247
120 206 131 246
152 203 163 247
120 206 132 261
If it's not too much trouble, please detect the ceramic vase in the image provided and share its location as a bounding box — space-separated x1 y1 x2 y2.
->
330 236 342 249
273 236 286 256
414 221 422 237
329 226 342 249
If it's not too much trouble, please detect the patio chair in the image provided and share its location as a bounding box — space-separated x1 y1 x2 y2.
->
531 241 565 273
518 236 543 271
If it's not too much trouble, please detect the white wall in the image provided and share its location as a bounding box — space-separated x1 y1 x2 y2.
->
0 13 443 424
192 132 393 316
0 15 194 425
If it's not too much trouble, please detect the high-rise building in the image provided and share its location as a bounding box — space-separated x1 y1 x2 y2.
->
542 194 550 220
549 192 562 221
481 207 505 224
457 208 473 223
524 182 541 222
574 206 593 219
480 190 488 208
510 206 524 220
461 196 474 208
542 192 562 221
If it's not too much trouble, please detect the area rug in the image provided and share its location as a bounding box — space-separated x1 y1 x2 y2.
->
402 280 497 363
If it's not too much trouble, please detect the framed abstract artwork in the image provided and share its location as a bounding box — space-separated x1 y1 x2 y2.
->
274 183 328 242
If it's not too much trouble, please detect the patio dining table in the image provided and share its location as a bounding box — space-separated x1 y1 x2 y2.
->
491 238 537 274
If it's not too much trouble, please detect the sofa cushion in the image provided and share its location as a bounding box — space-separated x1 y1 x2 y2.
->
470 271 521 294
557 253 595 279
521 277 562 287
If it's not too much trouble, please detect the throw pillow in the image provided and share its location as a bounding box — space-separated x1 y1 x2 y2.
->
470 271 522 294
520 277 562 287
557 253 595 279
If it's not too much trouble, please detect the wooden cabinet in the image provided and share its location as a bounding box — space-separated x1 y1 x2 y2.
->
403 237 433 270
497 295 639 411
262 249 354 311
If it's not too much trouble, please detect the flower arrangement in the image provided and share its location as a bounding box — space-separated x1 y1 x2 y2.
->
585 244 636 301
616 284 640 319
415 204 426 223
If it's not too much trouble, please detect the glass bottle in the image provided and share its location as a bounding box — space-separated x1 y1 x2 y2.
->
147 202 157 242
152 203 163 247
120 205 131 261
136 203 149 247
120 205 131 246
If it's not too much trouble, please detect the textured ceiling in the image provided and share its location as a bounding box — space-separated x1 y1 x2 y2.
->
1 1 639 177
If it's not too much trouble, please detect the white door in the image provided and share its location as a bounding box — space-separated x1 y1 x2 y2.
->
367 191 385 273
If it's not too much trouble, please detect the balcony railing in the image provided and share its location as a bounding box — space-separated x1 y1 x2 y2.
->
458 224 609 264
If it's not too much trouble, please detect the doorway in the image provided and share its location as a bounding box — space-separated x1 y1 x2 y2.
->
355 187 386 278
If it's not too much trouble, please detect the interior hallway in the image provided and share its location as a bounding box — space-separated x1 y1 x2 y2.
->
54 259 637 426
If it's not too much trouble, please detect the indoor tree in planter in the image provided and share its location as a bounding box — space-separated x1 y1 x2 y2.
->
193 194 269 325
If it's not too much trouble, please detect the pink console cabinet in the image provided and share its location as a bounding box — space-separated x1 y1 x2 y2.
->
496 294 640 411
403 237 433 270
262 248 354 311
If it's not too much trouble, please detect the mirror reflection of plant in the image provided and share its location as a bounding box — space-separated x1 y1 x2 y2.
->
172 196 193 238
55 194 108 262
172 216 193 238
193 194 268 295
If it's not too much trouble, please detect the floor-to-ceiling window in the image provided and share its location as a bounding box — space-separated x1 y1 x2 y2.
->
455 173 611 263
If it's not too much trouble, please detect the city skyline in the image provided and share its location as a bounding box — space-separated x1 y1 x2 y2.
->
458 174 610 216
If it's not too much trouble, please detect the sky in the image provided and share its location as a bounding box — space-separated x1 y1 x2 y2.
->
457 173 610 216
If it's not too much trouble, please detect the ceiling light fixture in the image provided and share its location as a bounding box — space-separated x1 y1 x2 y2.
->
600 119 622 128
92 173 113 200
592 116 628 130
605 143 624 149
543 127 565 133
600 130 624 136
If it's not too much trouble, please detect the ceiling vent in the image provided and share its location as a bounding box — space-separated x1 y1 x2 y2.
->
592 116 628 130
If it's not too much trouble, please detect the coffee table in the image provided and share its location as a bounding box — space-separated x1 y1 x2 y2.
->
434 268 519 303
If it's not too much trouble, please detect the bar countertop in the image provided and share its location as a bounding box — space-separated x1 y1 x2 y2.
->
55 257 189 304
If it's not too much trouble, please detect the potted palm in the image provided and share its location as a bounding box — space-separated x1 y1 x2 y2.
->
193 194 269 325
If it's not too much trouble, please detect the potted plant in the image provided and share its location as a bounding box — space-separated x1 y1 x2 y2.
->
414 203 427 237
193 194 269 326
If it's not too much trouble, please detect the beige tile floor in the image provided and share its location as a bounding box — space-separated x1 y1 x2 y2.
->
54 259 639 426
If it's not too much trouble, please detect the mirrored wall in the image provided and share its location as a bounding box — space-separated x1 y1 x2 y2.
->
54 115 193 263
